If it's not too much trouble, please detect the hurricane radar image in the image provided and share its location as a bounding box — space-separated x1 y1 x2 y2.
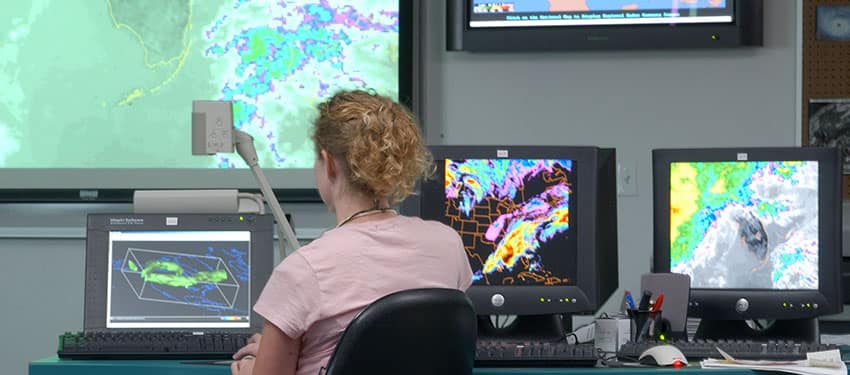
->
444 159 575 286
115 244 249 315
669 161 819 290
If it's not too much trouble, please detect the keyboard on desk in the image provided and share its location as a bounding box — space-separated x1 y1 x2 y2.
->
475 340 598 367
618 339 839 361
57 331 253 360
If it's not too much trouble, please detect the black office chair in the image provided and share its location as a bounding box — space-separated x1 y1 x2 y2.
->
323 288 477 375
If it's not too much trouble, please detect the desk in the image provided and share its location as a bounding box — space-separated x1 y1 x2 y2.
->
28 357 765 375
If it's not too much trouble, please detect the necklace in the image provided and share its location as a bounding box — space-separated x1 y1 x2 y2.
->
336 207 397 228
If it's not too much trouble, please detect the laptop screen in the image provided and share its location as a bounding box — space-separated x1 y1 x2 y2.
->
107 230 252 328
85 214 274 331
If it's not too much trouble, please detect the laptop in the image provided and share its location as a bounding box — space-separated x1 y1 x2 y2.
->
83 213 274 333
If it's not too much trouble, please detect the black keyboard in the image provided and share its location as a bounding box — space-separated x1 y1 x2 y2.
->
618 339 839 361
57 331 253 360
475 340 598 367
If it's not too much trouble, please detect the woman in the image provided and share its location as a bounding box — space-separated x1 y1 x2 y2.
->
231 90 473 375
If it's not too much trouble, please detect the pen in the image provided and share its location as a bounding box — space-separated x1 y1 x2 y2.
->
650 292 664 312
648 317 657 339
638 290 652 310
624 290 637 310
637 316 652 342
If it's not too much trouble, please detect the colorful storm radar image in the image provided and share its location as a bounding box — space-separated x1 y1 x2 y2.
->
113 244 249 315
670 161 819 290
444 159 576 286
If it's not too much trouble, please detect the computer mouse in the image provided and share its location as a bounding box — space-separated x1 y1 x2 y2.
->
638 344 688 367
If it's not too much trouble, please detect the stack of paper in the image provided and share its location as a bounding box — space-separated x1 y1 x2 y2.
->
701 348 846 375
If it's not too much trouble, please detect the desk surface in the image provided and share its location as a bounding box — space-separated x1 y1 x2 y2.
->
29 357 760 375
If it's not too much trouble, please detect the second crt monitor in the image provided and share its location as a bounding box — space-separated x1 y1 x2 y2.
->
652 147 842 341
418 145 618 316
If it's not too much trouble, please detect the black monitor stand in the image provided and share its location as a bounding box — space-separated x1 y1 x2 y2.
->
694 318 818 343
477 314 571 342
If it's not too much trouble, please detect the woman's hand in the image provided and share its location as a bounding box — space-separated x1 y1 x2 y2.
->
233 333 262 360
231 355 255 375
230 322 299 375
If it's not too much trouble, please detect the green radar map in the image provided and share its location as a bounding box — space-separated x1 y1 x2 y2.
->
0 0 400 169
140 260 228 288
670 161 819 290
114 245 247 311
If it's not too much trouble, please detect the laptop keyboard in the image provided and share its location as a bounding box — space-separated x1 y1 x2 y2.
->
58 331 253 360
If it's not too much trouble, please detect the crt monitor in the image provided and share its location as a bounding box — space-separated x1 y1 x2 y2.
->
84 213 274 331
418 146 618 324
652 147 842 341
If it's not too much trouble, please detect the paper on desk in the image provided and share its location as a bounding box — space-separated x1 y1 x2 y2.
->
701 348 845 375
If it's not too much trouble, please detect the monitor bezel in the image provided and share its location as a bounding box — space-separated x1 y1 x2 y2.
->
652 147 842 320
83 213 274 332
423 145 608 315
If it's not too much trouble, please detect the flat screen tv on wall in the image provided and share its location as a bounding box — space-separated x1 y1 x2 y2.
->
447 0 763 51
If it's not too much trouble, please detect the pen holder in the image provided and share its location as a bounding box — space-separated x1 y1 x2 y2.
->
627 309 662 342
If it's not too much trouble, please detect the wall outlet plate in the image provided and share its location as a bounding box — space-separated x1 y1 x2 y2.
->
617 159 637 196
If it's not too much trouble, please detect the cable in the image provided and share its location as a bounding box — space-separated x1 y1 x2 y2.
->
596 347 619 361
568 321 596 344
560 332 579 345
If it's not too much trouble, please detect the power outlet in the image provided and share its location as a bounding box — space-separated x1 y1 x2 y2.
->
617 159 637 196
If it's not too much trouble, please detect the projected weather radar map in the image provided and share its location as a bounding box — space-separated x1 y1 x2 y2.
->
443 159 577 286
669 161 819 290
107 231 251 327
0 1 400 169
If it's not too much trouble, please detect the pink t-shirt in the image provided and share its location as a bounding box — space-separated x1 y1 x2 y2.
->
253 215 473 375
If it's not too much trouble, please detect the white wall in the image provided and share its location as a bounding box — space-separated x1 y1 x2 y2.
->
0 2 802 374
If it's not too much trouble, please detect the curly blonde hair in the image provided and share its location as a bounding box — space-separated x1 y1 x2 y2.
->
312 90 433 204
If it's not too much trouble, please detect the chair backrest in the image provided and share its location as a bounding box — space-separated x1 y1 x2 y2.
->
323 288 477 375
